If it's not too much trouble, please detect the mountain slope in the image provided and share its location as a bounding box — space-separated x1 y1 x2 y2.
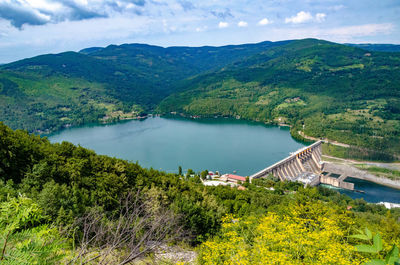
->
0 41 289 132
1 38 400 155
347 43 400 52
158 39 400 155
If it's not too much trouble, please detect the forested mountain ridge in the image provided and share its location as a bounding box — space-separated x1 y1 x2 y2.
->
0 40 289 133
157 39 400 156
1 38 400 156
347 43 400 52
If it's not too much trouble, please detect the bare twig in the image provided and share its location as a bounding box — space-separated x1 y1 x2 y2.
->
67 191 183 265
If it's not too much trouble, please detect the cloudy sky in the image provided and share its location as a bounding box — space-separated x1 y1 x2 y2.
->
0 0 399 63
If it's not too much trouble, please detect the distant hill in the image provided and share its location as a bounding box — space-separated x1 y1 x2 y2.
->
346 43 400 52
0 41 289 132
79 47 104 54
1 38 400 155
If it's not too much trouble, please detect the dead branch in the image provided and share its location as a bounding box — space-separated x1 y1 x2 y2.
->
67 191 184 265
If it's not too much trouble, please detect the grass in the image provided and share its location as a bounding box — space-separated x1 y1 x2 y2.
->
322 143 397 162
329 63 364 72
354 164 400 181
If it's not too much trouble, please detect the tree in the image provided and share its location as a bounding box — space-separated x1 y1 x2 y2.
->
186 169 195 178
178 166 182 176
200 170 209 180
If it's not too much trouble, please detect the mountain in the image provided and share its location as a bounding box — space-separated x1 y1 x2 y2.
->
346 43 400 52
0 41 289 132
1 38 400 155
157 39 400 155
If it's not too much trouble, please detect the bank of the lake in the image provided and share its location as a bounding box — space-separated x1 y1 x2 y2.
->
48 116 400 203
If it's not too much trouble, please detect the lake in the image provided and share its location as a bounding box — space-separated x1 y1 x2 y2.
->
48 116 305 176
48 116 400 204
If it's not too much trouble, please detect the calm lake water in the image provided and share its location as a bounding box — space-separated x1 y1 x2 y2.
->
48 117 305 176
48 116 400 203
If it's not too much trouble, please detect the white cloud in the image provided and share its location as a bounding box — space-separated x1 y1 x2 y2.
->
285 11 313 24
285 11 328 24
218 21 229 28
237 21 247 27
258 18 270 26
315 13 326 23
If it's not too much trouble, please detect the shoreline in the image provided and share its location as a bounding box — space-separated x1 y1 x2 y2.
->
323 160 400 191
40 112 400 180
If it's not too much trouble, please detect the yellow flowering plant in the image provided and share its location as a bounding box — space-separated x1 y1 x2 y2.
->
198 201 367 265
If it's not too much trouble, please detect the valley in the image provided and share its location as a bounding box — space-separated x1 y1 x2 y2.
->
1 39 400 160
1 38 400 264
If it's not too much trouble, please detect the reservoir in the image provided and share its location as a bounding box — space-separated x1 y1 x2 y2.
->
48 116 400 204
48 116 305 176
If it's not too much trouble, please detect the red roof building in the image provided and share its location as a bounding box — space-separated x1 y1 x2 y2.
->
221 174 246 183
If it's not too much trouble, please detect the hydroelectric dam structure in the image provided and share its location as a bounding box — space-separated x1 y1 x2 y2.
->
250 141 354 190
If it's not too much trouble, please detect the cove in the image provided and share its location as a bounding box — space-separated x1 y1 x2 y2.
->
48 116 305 176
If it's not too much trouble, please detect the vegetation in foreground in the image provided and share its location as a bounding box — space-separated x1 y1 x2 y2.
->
1 122 400 264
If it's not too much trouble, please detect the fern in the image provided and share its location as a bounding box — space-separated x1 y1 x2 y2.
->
0 196 67 264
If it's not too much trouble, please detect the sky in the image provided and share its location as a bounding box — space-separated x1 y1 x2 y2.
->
0 0 399 63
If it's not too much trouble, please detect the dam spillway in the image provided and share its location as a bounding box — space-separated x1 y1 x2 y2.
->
250 140 354 190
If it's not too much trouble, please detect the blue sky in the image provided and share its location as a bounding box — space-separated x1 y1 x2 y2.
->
0 0 399 63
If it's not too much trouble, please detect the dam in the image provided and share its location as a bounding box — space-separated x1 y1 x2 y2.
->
250 141 354 190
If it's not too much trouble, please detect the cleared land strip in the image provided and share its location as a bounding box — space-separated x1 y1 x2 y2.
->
298 131 350 148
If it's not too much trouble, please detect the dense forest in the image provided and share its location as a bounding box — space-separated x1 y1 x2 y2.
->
1 39 400 157
1 123 400 263
0 41 286 133
157 39 400 156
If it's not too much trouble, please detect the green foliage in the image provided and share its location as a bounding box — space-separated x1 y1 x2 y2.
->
157 39 400 156
200 170 209 180
0 196 66 264
0 121 400 263
323 143 397 162
1 39 400 157
0 41 284 133
199 201 364 264
347 44 400 52
351 228 400 265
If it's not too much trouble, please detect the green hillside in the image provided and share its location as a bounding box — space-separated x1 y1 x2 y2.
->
158 39 400 156
0 41 288 132
1 38 400 156
1 122 400 264
347 43 400 52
